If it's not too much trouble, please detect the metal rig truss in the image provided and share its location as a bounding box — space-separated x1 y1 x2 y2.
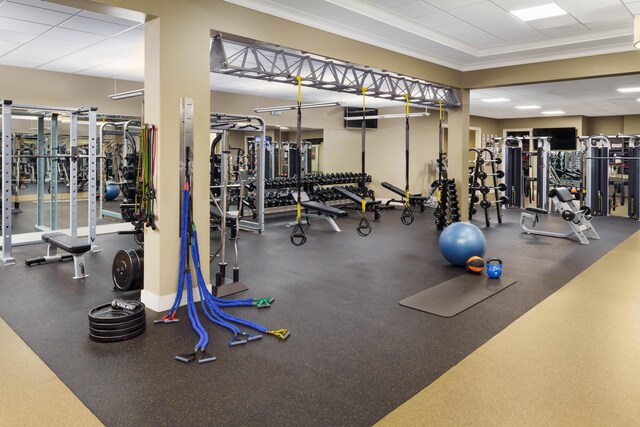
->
210 36 460 108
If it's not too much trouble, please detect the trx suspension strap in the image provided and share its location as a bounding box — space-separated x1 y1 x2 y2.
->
438 101 444 212
357 87 372 237
290 76 307 246
401 94 414 225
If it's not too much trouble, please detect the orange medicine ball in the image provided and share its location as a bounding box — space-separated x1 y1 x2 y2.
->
466 256 485 274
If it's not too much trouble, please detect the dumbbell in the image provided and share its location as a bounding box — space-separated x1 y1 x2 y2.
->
579 205 592 220
479 196 510 209
450 214 460 222
434 208 446 219
476 157 502 165
477 170 505 180
472 183 507 194
470 195 479 203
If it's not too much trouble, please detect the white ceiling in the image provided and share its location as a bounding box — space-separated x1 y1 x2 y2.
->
0 0 639 118
0 0 144 81
225 0 640 71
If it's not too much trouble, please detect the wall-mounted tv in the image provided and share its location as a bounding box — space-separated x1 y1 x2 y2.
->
532 127 577 150
344 107 378 129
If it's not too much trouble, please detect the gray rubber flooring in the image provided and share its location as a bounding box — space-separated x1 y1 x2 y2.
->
0 209 638 426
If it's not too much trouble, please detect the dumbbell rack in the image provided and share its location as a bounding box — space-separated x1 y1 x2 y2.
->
469 148 503 227
433 179 461 230
256 172 372 215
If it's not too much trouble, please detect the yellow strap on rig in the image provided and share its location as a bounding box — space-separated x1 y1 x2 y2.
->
296 76 302 103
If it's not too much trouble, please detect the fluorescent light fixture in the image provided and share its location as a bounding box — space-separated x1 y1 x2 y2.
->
541 110 565 115
637 99 640 102
617 87 640 93
515 105 541 110
510 3 566 22
279 126 290 130
481 98 510 103
108 89 144 100
253 101 341 113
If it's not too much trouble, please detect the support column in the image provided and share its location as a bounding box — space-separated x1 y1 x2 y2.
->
141 15 211 312
447 89 470 222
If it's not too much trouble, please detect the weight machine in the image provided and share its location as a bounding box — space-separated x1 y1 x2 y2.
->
210 112 266 234
501 136 524 208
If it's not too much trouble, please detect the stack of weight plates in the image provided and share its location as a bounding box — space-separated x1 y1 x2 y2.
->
88 300 146 343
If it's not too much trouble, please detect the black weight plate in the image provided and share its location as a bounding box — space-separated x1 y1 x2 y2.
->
89 325 146 343
112 249 143 292
90 315 146 331
90 321 146 338
88 301 145 324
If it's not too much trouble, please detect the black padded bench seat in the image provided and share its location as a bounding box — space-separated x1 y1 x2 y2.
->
42 232 92 254
301 200 348 217
381 182 428 202
333 186 382 207
549 187 575 203
526 207 548 214
25 232 91 279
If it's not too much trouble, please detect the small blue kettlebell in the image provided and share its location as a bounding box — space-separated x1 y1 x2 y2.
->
486 258 502 279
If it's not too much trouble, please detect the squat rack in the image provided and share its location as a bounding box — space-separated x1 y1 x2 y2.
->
1 100 99 265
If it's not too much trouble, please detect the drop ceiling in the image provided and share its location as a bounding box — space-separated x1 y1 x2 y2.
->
0 0 639 118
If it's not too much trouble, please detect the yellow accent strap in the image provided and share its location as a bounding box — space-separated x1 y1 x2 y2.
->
296 202 302 222
439 100 443 121
361 199 366 213
296 76 302 103
361 87 367 111
404 94 410 115
405 190 411 207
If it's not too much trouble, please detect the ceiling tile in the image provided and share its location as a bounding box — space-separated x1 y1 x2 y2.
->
60 16 130 37
0 2 71 25
391 1 438 17
455 28 504 47
567 4 631 24
540 23 589 37
0 15 51 34
368 0 413 7
433 21 481 36
526 14 579 30
77 10 141 26
585 17 633 31
112 27 144 43
413 12 463 27
46 27 105 44
448 1 504 20
10 0 81 14
423 0 484 11
626 2 640 14
0 39 21 55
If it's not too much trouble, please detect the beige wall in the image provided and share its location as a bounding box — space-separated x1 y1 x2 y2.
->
0 64 142 117
623 115 640 134
585 116 625 135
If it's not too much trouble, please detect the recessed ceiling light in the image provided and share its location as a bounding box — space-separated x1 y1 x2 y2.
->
481 98 510 103
510 3 566 22
617 87 640 93
515 105 541 110
541 110 565 115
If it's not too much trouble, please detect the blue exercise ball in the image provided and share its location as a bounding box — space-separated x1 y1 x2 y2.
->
105 182 120 201
439 222 487 266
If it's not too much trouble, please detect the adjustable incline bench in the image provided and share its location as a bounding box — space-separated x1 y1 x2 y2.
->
381 182 428 212
520 187 600 245
333 186 381 221
290 191 347 232
25 232 92 279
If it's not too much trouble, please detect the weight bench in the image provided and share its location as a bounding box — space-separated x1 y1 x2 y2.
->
289 191 347 232
381 182 428 212
25 232 92 279
520 187 600 245
332 186 382 221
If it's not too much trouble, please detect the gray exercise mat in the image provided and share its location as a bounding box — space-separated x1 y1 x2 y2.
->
399 274 517 317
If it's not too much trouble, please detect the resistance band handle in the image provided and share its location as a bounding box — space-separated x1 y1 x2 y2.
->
401 205 414 226
357 212 372 237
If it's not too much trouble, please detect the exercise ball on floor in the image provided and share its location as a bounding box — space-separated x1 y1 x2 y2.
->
105 182 120 201
439 222 487 267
